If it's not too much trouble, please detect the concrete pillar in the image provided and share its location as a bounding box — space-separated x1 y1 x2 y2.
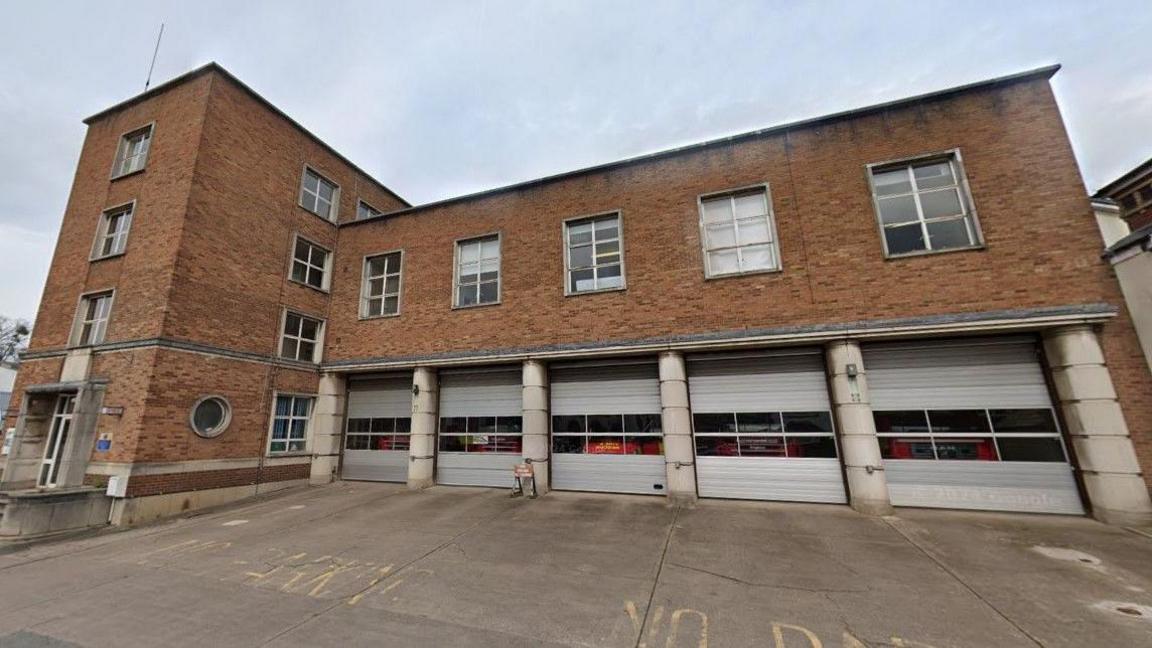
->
659 351 697 504
521 360 550 494
408 366 438 490
825 340 893 516
309 373 347 485
1043 326 1152 526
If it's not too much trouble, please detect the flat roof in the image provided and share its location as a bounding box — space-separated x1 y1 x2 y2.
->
83 62 409 208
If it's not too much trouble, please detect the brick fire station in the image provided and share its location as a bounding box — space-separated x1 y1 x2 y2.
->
3 62 1151 538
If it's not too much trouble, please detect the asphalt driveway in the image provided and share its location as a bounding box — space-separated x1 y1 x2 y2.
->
0 483 1150 647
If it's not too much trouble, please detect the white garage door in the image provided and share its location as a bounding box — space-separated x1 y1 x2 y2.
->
342 374 412 482
551 361 667 495
688 350 846 504
437 367 523 487
864 337 1083 514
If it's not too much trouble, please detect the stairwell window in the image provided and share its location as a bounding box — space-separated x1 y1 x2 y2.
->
280 311 324 362
362 251 403 317
868 151 983 257
299 167 340 221
698 185 780 277
92 202 134 259
72 291 114 346
111 124 153 178
290 235 331 291
454 234 501 307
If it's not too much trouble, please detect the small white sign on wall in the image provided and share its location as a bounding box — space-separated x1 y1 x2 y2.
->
2 428 13 456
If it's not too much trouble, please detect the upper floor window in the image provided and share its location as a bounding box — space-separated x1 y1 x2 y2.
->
92 202 134 259
73 291 113 346
299 167 339 221
280 311 323 362
565 213 624 294
868 152 981 257
454 235 500 307
362 251 402 317
112 125 153 178
357 200 383 220
290 236 331 291
698 186 779 277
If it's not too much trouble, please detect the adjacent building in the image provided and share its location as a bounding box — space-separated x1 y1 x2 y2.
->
3 62 1151 539
1095 157 1152 231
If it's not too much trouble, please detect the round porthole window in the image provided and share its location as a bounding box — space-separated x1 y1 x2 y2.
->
190 396 232 438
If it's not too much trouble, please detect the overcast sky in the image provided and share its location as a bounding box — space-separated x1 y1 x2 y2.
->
1 1 1150 324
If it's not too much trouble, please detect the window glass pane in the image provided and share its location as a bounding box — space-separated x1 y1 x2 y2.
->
385 253 401 273
553 436 586 454
384 276 400 294
872 168 912 196
989 409 1057 433
879 437 936 460
347 418 371 433
708 250 740 275
472 417 497 434
439 435 465 452
733 191 767 218
587 415 623 433
598 265 623 288
913 161 955 189
295 239 310 261
737 218 771 245
919 189 963 219
624 437 663 455
271 419 289 439
623 414 662 433
701 197 732 223
571 269 595 292
458 262 479 284
884 223 925 255
926 218 973 249
395 418 412 433
441 417 467 434
933 437 997 461
496 417 523 434
594 239 620 257
370 418 394 433
270 441 287 453
736 412 781 434
570 245 594 268
479 281 499 304
739 436 786 457
298 341 315 361
390 434 411 451
877 195 919 225
494 435 523 453
193 399 225 432
693 413 736 433
594 221 619 240
740 244 775 271
291 262 308 284
481 237 500 259
300 318 319 340
552 415 585 433
368 257 387 276
996 438 1066 462
345 435 370 450
705 223 737 249
459 241 480 263
783 411 833 433
927 410 990 433
275 396 292 416
874 411 929 434
695 436 738 456
383 296 399 315
569 223 593 245
366 299 383 317
479 258 499 279
307 267 323 288
280 337 296 359
789 436 838 458
457 285 478 306
293 397 311 417
586 436 625 454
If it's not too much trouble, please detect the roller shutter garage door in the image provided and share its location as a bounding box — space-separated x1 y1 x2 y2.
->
342 374 412 482
437 367 523 487
864 337 1083 514
688 350 847 503
551 362 666 495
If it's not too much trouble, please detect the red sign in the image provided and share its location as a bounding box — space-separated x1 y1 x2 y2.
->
514 463 534 478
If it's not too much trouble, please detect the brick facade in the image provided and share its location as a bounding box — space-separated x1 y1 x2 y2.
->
6 62 1151 509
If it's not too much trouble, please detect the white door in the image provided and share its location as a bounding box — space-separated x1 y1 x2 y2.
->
38 394 76 488
688 350 846 503
550 362 666 495
864 336 1083 514
342 374 412 482
436 367 523 487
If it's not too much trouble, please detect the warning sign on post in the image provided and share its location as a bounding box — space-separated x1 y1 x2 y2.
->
514 463 534 478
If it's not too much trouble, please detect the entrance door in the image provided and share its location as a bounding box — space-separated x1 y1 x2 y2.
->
342 374 413 482
38 394 75 488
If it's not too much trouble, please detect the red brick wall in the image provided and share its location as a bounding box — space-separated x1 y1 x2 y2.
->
2 357 64 427
123 462 309 498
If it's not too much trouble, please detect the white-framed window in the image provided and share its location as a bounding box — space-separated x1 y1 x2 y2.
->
361 251 402 317
357 200 383 221
698 185 780 277
867 151 982 257
92 202 134 259
112 124 153 178
565 212 625 294
289 236 331 291
279 311 323 362
72 291 114 347
454 234 501 307
268 394 313 454
299 167 340 221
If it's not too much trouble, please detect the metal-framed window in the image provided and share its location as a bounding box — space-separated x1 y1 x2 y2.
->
268 394 313 454
92 202 134 259
290 235 331 291
874 408 1068 462
73 291 114 346
692 411 837 458
346 416 412 451
190 396 232 438
698 185 780 277
551 413 663 455
867 150 982 257
299 167 340 221
454 234 500 308
357 200 383 221
111 124 153 178
279 311 323 362
564 212 625 294
438 415 522 453
361 251 402 317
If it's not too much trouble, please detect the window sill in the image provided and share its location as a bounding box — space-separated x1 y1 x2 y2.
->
703 266 783 281
89 251 126 263
564 285 627 297
265 451 311 459
883 244 986 261
297 203 338 225
110 168 146 182
451 300 502 311
287 278 330 294
359 312 401 321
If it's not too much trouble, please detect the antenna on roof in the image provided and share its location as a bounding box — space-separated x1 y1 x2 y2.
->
144 23 165 91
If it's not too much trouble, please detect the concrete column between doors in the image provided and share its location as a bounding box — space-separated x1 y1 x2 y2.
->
521 360 550 495
825 340 893 516
659 351 697 504
309 373 347 485
1043 325 1152 526
408 366 439 490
